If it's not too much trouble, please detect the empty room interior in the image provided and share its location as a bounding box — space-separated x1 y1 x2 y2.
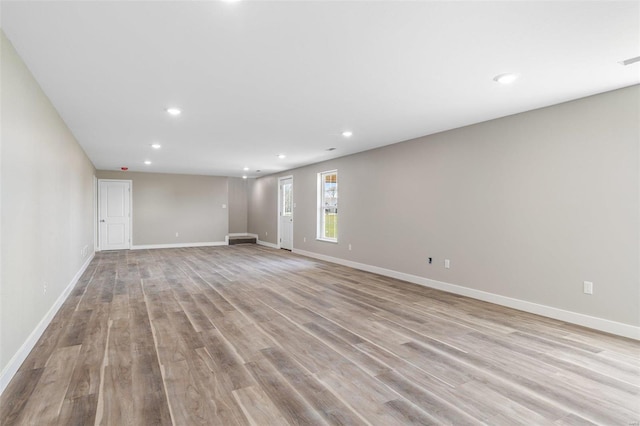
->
1 1 639 425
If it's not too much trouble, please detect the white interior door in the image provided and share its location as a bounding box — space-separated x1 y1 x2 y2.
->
279 177 293 250
99 180 131 250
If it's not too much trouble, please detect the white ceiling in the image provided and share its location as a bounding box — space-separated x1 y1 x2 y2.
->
2 1 639 178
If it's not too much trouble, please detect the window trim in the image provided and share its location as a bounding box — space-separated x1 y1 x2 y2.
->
317 169 338 243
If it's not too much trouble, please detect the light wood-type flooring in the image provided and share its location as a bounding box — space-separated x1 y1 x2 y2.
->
1 245 639 425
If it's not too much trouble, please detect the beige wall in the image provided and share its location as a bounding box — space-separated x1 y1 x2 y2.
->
228 177 248 234
95 171 230 245
248 175 278 242
248 86 640 328
1 32 96 377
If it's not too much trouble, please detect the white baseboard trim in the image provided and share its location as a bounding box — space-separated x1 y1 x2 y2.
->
131 241 228 250
292 249 640 340
0 252 96 395
257 239 279 249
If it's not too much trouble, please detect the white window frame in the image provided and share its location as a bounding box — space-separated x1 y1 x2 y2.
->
317 169 338 243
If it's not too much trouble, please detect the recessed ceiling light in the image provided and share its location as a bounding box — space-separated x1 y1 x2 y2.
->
277 154 286 159
144 160 152 165
166 107 181 116
151 143 161 149
342 131 353 137
243 167 249 171
242 175 248 179
493 73 519 85
327 147 336 151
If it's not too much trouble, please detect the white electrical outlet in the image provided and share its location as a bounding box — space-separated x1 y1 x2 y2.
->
43 282 47 294
265 231 268 236
303 237 306 242
583 281 593 295
348 244 352 251
444 259 450 269
176 232 179 237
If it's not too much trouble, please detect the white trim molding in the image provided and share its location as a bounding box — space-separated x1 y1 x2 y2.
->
131 241 228 250
93 176 98 253
292 248 640 341
257 239 279 249
228 233 258 238
0 253 96 395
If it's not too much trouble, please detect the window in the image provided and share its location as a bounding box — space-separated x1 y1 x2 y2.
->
282 180 293 217
318 170 338 242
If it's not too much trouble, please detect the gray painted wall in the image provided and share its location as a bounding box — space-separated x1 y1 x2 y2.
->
95 171 230 245
228 177 249 234
248 176 278 242
1 32 96 376
248 86 640 327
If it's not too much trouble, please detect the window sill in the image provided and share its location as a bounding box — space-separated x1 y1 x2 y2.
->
316 238 338 244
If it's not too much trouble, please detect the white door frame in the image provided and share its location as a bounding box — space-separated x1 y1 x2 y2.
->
277 175 293 250
98 179 133 251
93 176 98 252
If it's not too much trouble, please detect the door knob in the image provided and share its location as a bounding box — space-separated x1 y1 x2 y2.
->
100 219 105 222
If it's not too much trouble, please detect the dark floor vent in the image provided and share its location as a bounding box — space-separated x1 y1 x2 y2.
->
228 235 257 245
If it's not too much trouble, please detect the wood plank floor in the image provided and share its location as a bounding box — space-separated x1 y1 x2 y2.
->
1 245 638 425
